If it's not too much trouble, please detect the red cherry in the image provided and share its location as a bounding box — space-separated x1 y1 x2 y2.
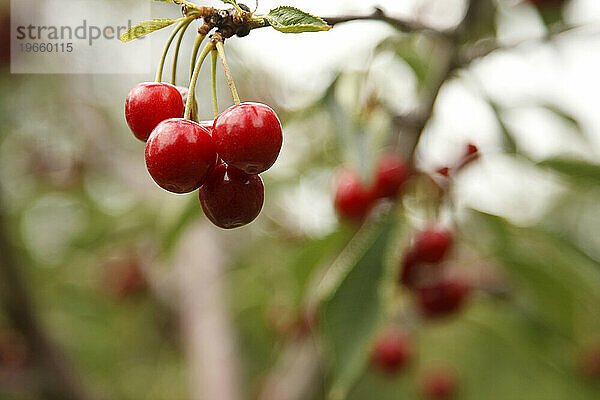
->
413 228 454 264
102 255 147 299
0 330 29 370
198 120 214 133
580 344 600 380
334 169 373 222
456 143 480 172
145 118 217 194
294 307 319 337
125 82 184 142
199 163 264 229
175 86 199 122
421 368 458 399
399 249 421 288
437 167 450 177
371 330 413 373
465 143 478 156
416 278 470 318
212 102 283 174
372 153 409 199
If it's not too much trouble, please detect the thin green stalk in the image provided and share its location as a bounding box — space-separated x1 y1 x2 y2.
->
223 0 244 14
189 33 206 80
185 41 215 120
211 49 219 117
171 18 194 85
155 17 193 82
215 41 240 105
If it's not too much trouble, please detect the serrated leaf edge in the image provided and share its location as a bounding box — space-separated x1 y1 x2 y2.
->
266 5 331 33
118 18 182 42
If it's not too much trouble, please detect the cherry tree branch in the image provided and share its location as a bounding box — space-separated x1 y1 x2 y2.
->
0 200 102 400
258 337 323 400
322 7 443 34
247 6 449 36
396 0 478 164
175 223 242 400
457 23 600 65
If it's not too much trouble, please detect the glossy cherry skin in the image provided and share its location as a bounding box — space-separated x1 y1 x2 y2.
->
198 120 214 133
145 118 217 194
125 82 184 142
199 163 264 229
413 228 454 264
421 369 458 399
334 170 373 222
372 153 409 199
212 102 283 174
416 278 470 318
371 330 413 373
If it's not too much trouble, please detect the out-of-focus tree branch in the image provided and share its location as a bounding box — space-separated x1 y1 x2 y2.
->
457 24 600 65
251 6 445 34
0 194 102 400
397 0 480 165
176 223 242 400
258 337 323 400
322 7 443 34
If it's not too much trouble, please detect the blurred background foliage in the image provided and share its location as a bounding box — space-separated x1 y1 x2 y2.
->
1 0 600 399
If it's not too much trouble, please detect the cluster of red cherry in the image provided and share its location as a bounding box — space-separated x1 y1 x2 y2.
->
334 142 478 317
399 228 470 316
371 329 458 399
367 227 468 397
334 153 409 222
125 82 282 229
333 143 477 224
330 146 477 397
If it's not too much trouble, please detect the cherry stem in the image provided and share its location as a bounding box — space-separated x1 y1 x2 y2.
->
215 40 240 105
224 0 244 14
171 18 194 85
185 41 215 120
189 32 207 80
211 49 219 118
155 17 192 83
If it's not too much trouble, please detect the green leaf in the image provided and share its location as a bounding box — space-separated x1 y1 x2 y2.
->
535 4 563 27
540 104 584 137
118 18 181 42
537 157 600 186
161 195 201 254
375 36 431 89
472 210 600 338
489 101 517 154
289 227 353 300
462 0 497 42
219 0 239 7
321 217 396 400
266 6 331 33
